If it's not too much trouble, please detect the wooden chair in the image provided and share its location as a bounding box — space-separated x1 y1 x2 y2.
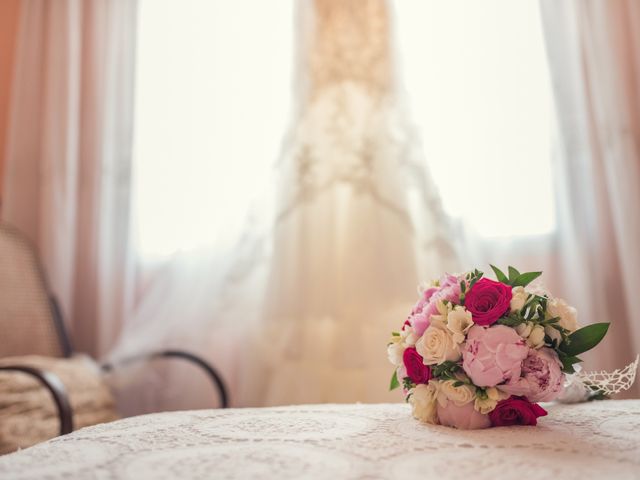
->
0 222 228 448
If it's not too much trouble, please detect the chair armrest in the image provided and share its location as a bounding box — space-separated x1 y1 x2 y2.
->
102 350 229 408
0 366 74 435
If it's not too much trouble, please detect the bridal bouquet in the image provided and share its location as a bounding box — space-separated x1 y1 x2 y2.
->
387 266 610 429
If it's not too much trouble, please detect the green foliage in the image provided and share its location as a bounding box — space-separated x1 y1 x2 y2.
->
489 264 542 288
512 271 542 287
490 264 509 284
461 269 483 305
497 314 525 327
508 266 520 282
559 323 610 357
389 370 400 391
558 354 582 374
432 361 467 383
402 377 415 390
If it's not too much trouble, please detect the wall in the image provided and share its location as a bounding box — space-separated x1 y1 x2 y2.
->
0 0 21 204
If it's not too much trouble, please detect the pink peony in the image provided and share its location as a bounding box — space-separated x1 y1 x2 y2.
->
500 347 564 402
437 401 491 430
464 278 512 326
408 310 430 338
462 325 529 387
489 396 547 427
410 274 462 336
403 347 432 384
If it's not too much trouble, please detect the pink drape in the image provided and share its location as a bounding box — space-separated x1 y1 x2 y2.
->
2 0 137 358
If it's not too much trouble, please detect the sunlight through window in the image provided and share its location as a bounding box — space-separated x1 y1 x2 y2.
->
132 0 294 257
394 0 556 237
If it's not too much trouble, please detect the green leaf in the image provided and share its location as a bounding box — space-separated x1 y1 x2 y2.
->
490 264 509 284
389 370 400 391
452 381 464 387
497 314 525 327
559 323 610 357
512 271 543 287
391 331 400 336
402 377 415 390
560 355 582 374
508 266 520 282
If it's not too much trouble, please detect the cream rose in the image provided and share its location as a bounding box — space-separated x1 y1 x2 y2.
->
409 381 440 424
437 379 476 407
547 298 579 333
446 306 473 344
416 318 461 365
510 286 529 313
474 387 509 414
387 338 405 367
515 322 533 338
527 325 546 349
515 322 546 349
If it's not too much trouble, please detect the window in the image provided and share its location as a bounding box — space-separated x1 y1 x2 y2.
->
133 0 556 259
394 0 556 237
132 0 294 257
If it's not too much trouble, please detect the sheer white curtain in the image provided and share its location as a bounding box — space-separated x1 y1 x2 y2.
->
113 0 459 409
108 0 296 412
540 0 640 394
2 0 137 358
394 0 640 395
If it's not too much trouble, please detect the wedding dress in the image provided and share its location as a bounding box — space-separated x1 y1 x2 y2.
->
109 0 458 411
239 0 459 406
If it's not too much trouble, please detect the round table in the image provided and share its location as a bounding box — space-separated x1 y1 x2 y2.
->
1 400 639 479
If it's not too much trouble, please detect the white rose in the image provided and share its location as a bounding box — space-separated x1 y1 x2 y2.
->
416 319 461 365
547 298 579 333
401 326 419 346
438 379 476 407
510 286 529 312
446 306 473 344
409 382 440 424
474 387 509 414
526 325 546 349
387 339 405 367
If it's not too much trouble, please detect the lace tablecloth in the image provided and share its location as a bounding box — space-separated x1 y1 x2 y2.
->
1 400 639 479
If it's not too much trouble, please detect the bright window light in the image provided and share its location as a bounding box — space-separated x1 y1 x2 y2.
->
132 0 294 257
393 0 556 238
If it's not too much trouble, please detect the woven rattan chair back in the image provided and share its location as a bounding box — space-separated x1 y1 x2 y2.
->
0 224 69 358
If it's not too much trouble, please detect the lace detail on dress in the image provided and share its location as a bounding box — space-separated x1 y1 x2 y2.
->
277 0 452 250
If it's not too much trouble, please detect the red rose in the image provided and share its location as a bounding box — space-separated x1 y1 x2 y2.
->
464 278 512 326
402 347 432 384
489 396 548 427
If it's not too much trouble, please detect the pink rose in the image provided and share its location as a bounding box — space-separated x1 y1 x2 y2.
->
500 347 564 402
464 278 512 326
408 310 430 338
437 401 491 430
462 325 529 387
402 347 432 384
489 396 547 427
411 274 462 336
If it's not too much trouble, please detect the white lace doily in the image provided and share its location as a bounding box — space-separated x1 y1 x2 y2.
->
1 401 639 479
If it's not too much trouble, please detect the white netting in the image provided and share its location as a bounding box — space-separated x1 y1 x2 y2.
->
558 355 639 403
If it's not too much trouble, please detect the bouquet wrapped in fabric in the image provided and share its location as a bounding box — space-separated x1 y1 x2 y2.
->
387 266 618 429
